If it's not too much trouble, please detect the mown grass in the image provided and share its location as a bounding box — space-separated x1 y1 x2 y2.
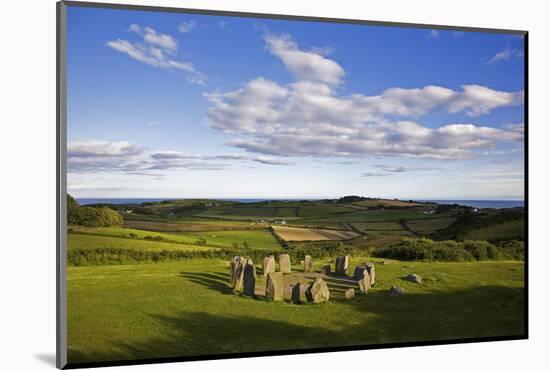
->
67 258 525 365
179 229 282 250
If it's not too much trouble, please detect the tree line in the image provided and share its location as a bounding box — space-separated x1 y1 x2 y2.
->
67 194 123 227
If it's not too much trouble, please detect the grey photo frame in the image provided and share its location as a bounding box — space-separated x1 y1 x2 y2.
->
57 1 528 369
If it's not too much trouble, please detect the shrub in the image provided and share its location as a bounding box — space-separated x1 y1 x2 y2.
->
373 237 523 262
67 194 124 227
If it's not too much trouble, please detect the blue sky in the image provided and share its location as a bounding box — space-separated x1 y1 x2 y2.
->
66 6 525 199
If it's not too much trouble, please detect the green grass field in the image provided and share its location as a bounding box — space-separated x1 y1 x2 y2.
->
463 219 525 241
352 221 404 231
67 258 524 364
68 233 217 252
70 227 282 250
178 229 282 250
406 217 457 234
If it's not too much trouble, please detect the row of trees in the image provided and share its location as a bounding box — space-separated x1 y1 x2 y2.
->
67 194 123 227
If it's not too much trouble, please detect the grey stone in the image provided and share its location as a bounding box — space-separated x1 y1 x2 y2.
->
321 265 331 274
335 255 349 275
262 255 275 277
365 262 376 286
306 277 330 303
389 285 405 297
230 256 246 290
304 255 313 273
265 272 284 301
405 273 422 284
358 272 371 294
279 254 291 273
345 288 355 300
242 258 256 296
353 266 368 281
291 282 301 304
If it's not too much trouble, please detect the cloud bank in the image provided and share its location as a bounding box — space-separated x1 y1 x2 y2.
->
67 140 294 174
204 33 524 160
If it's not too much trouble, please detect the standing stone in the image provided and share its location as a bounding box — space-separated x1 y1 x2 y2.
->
230 256 246 290
243 258 256 296
345 288 355 300
405 273 422 284
229 256 240 282
353 266 368 281
335 255 349 276
262 255 275 277
279 254 291 273
306 277 330 303
365 262 376 286
358 271 371 294
321 265 331 275
291 282 301 304
265 272 284 301
304 255 313 273
389 285 405 297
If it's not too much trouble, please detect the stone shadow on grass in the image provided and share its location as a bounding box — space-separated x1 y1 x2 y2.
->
66 285 525 366
179 272 234 295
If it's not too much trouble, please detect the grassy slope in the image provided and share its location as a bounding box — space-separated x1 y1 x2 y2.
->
407 217 457 234
70 227 282 250
68 233 218 252
463 219 524 241
67 258 524 365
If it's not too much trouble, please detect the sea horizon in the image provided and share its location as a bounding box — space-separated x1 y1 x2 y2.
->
75 197 525 209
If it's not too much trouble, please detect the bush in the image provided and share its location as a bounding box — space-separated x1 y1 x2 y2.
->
373 238 523 262
67 194 124 227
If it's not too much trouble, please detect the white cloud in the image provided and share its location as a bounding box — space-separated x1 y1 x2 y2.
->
204 32 523 160
67 140 297 176
178 20 197 33
264 33 345 86
373 164 443 173
446 85 523 116
107 25 206 85
68 140 143 158
361 172 391 177
205 79 524 159
488 48 524 64
129 24 178 51
252 157 295 165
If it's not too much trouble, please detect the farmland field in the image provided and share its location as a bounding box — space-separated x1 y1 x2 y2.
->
68 233 218 252
124 219 261 232
272 225 360 241
67 258 524 364
352 221 404 231
407 217 457 234
463 219 525 241
354 199 422 207
70 227 282 250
